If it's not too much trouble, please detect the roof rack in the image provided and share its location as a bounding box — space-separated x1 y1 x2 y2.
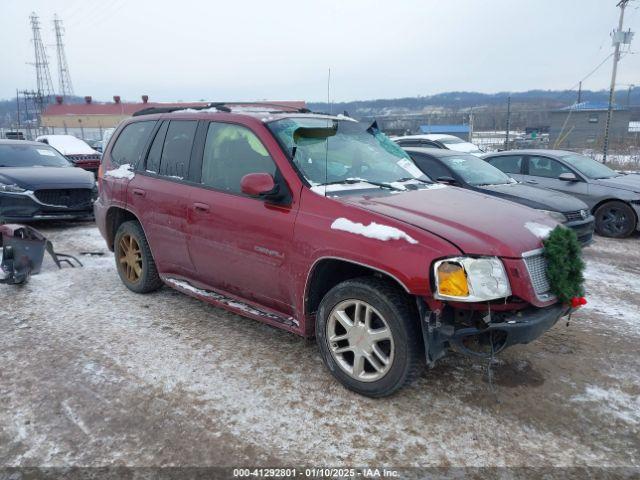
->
132 102 311 117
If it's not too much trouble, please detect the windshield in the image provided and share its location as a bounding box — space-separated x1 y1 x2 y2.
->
439 154 511 186
0 144 71 168
268 118 429 189
560 153 619 179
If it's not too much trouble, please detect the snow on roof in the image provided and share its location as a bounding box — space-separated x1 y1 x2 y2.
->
35 135 96 155
556 101 627 112
629 121 640 133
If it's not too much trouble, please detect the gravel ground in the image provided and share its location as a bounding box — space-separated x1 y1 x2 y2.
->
1 222 639 473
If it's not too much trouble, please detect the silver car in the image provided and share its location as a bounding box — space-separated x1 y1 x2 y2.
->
483 149 640 238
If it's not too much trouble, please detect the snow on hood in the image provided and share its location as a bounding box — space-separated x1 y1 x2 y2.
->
524 222 554 239
340 187 557 257
104 164 135 180
37 135 97 155
331 218 418 244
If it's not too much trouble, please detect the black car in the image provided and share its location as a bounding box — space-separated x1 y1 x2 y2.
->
0 140 96 222
403 147 595 245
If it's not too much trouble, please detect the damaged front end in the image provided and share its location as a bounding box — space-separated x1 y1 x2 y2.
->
0 224 82 285
417 299 572 364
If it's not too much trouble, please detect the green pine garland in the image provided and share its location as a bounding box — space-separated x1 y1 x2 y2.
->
543 226 585 304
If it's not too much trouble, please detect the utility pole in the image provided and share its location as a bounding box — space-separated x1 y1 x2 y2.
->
468 108 474 143
53 14 74 97
577 81 582 104
16 89 21 130
603 0 634 164
505 96 511 150
627 84 634 107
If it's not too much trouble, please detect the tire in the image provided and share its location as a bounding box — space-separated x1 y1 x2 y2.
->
594 201 637 238
114 220 163 293
315 276 423 397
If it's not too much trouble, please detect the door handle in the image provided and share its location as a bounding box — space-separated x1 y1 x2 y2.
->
525 180 538 185
132 188 146 197
192 202 210 212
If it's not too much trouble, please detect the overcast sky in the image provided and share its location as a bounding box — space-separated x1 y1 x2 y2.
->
1 0 639 103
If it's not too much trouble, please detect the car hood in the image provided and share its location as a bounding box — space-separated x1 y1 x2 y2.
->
476 183 588 212
0 167 95 190
592 173 640 194
341 186 557 258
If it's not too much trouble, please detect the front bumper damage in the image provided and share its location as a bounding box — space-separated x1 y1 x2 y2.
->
417 300 571 365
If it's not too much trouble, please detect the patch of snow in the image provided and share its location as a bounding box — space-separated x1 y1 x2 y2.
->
35 135 97 155
331 217 418 244
165 278 297 326
524 222 554 239
104 164 135 180
335 113 357 122
572 385 640 426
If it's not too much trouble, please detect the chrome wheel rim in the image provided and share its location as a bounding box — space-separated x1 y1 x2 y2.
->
326 299 394 382
117 233 142 283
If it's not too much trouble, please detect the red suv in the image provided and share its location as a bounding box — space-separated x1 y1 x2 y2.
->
95 103 574 397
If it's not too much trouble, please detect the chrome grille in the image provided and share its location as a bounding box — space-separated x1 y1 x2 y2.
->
564 210 588 222
523 251 551 296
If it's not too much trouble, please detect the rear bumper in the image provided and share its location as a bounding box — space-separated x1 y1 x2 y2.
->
565 216 595 246
0 191 94 222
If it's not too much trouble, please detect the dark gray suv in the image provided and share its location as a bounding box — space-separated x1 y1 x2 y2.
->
484 150 640 238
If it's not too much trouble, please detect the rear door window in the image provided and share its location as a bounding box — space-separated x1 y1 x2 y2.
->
145 122 169 174
527 156 572 178
486 155 523 174
201 122 276 195
158 121 198 179
110 121 156 167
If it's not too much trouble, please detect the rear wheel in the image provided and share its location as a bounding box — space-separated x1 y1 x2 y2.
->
315 277 423 397
114 220 162 293
594 201 636 238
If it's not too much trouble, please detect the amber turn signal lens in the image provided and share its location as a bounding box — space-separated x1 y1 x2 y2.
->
437 262 469 297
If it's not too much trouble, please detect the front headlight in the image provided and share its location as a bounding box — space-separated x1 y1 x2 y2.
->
538 209 567 223
433 256 511 302
0 183 27 194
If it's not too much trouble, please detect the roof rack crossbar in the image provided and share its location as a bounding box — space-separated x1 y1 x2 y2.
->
132 102 312 117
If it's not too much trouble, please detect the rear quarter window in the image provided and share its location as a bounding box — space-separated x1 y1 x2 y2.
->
110 121 156 168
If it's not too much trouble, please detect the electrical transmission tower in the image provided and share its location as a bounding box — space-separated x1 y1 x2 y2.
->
53 14 74 97
29 12 55 100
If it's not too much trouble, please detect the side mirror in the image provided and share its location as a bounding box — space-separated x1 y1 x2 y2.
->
436 176 457 185
558 172 578 182
240 173 278 197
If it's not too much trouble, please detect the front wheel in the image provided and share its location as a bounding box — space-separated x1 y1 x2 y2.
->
594 201 637 238
114 220 163 293
315 277 423 397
